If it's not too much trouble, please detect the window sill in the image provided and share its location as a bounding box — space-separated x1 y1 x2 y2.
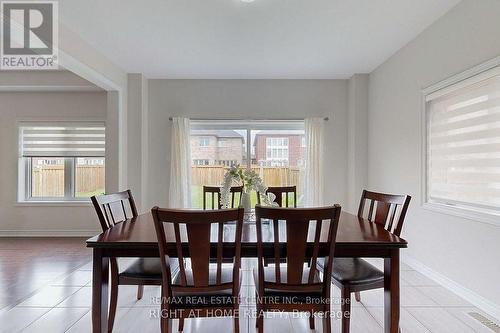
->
422 202 500 227
15 200 92 207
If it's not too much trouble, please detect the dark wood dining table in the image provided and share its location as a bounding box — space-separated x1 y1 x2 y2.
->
86 211 407 333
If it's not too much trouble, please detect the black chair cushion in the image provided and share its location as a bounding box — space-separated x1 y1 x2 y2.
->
253 266 325 304
317 258 384 286
120 258 179 280
173 266 235 286
169 267 239 308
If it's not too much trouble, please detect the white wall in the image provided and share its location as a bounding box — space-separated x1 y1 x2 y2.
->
368 0 500 310
147 79 348 209
0 92 107 235
127 74 149 212
57 22 128 192
347 74 369 214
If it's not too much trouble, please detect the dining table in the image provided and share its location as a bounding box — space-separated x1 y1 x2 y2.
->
86 210 407 333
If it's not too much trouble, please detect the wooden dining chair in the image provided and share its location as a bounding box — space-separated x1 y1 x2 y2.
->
151 207 245 333
257 185 297 207
317 189 411 333
92 190 177 333
203 185 243 209
257 186 298 266
254 204 342 333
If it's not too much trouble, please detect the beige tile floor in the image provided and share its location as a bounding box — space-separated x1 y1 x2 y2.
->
0 256 499 333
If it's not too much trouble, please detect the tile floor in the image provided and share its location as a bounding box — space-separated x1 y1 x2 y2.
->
0 239 499 332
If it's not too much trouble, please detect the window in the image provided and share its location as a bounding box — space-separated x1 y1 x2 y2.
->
218 139 227 147
199 137 210 146
216 160 237 167
190 121 305 208
193 159 210 166
424 64 500 220
265 137 289 165
19 123 105 201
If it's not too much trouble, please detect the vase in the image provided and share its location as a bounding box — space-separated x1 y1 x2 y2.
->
241 191 252 214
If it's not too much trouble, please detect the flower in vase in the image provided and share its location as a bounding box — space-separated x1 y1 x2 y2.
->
220 165 277 209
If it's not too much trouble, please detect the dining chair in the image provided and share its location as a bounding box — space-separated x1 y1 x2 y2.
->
254 204 342 333
257 186 298 267
257 185 297 207
203 185 243 209
151 207 245 333
318 189 411 333
91 190 177 333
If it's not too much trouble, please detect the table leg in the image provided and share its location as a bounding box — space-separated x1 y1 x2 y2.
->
92 248 109 333
384 249 400 333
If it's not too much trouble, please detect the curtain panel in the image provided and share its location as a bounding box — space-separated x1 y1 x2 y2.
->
304 117 325 206
168 117 192 208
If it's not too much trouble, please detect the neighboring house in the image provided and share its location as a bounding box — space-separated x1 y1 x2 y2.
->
191 130 244 166
254 134 305 167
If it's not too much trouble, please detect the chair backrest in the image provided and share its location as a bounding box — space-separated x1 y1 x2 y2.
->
357 190 411 236
151 207 244 295
91 190 138 231
255 205 341 295
257 186 297 208
203 185 243 209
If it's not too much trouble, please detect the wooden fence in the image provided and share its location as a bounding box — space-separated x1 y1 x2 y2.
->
75 166 105 194
32 164 299 197
191 165 303 192
32 165 105 197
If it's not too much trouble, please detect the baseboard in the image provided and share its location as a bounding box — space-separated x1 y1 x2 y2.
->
0 229 101 237
403 254 500 320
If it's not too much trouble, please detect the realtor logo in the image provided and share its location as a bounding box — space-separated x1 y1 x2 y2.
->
1 1 58 69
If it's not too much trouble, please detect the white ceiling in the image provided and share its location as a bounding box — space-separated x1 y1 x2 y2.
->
59 0 460 79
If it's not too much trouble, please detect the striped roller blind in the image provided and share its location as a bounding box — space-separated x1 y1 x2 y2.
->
20 123 105 157
426 67 500 212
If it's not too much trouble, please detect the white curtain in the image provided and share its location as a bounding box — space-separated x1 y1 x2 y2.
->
168 117 192 208
304 117 325 207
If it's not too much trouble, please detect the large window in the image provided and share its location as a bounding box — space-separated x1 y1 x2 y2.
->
19 123 106 201
190 121 305 208
424 64 500 220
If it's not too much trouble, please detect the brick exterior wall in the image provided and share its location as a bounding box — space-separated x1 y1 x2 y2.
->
254 134 305 166
191 135 243 165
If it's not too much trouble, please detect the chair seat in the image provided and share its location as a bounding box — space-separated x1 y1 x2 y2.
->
317 258 384 286
170 267 239 309
253 266 324 303
120 258 178 280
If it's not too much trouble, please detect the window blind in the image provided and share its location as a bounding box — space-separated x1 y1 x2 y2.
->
427 69 500 212
20 123 105 157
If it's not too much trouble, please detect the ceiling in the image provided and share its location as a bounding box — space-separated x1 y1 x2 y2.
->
59 0 460 79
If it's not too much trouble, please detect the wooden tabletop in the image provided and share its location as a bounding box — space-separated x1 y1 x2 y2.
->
86 211 407 255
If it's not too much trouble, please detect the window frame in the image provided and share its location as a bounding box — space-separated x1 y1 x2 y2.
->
17 120 106 204
265 137 289 162
189 119 306 208
421 56 500 226
190 119 305 170
22 156 105 202
199 137 210 147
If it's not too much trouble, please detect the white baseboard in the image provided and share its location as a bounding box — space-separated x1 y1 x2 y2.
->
0 229 101 237
403 254 500 320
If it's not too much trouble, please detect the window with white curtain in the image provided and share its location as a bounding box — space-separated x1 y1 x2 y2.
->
18 122 106 201
425 64 500 219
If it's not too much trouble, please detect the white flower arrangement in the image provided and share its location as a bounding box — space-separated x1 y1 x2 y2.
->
220 165 276 209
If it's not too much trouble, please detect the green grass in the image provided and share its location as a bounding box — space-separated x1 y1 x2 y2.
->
192 185 261 209
191 185 204 208
76 188 105 198
191 185 302 208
